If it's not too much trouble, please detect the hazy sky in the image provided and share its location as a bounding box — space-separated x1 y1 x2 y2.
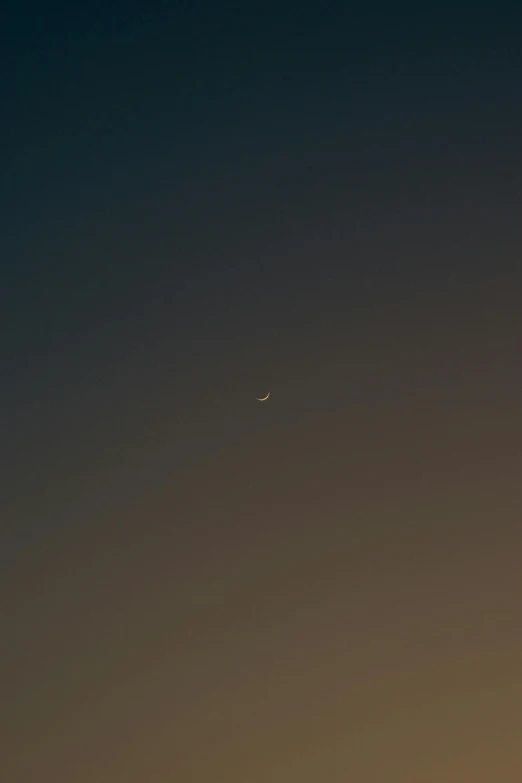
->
2 3 522 781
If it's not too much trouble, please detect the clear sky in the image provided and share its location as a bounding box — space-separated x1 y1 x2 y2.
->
2 3 522 780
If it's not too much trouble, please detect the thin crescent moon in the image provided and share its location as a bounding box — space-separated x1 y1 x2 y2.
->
256 392 270 401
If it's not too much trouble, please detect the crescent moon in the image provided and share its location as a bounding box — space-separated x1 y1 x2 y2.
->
256 392 270 401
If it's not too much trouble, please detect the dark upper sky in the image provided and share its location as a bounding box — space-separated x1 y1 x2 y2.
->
2 4 522 781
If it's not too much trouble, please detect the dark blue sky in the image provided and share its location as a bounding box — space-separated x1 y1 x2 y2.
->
2 4 521 405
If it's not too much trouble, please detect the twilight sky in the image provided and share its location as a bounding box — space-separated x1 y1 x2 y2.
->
2 3 522 781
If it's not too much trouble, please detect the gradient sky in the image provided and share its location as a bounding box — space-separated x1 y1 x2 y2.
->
2 3 522 781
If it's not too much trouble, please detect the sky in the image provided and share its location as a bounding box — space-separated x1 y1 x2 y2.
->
2 3 522 781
